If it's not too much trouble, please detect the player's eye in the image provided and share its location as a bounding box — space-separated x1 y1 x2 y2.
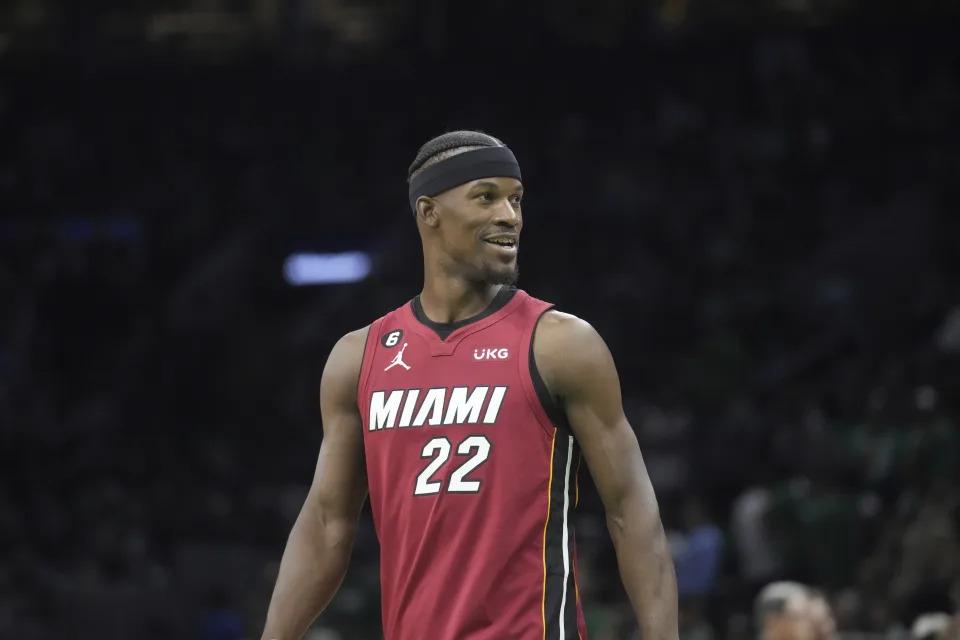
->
477 192 495 202
509 195 522 206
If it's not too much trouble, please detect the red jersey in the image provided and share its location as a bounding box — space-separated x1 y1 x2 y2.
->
357 287 588 640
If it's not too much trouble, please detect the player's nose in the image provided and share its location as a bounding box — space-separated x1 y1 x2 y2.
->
491 199 520 227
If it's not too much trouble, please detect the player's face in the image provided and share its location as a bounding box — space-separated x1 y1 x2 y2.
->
433 177 523 285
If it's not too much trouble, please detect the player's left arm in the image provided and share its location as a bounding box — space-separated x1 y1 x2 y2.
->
535 311 679 640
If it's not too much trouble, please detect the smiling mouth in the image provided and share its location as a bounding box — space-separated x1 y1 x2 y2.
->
484 238 517 248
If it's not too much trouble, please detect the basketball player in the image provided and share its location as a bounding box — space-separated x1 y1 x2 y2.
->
260 131 679 640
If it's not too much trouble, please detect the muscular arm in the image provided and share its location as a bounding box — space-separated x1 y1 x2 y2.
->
535 312 678 640
261 327 370 640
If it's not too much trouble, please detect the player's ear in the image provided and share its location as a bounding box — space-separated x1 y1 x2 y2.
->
416 196 439 227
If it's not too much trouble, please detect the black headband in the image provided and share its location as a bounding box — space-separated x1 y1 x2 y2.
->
408 146 522 212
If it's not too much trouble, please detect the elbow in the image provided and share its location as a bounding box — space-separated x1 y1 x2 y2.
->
606 511 627 537
603 493 628 537
296 503 358 559
604 490 665 544
320 516 358 558
320 517 357 557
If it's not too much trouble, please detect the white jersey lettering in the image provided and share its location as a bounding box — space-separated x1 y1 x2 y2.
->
413 388 446 427
369 390 404 431
483 386 507 424
443 386 489 425
368 386 509 431
398 389 420 428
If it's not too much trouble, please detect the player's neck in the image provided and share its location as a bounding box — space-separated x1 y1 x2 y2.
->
418 276 502 324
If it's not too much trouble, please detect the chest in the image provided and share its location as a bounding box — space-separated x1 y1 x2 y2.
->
363 328 528 432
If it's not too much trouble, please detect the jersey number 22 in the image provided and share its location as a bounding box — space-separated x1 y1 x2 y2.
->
414 435 490 495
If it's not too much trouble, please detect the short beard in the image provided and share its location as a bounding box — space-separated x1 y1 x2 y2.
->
484 262 519 286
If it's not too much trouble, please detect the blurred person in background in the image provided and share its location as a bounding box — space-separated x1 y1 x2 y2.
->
672 495 724 600
806 589 836 640
948 615 960 640
911 613 956 640
731 483 783 595
260 130 678 640
672 497 723 640
754 582 815 640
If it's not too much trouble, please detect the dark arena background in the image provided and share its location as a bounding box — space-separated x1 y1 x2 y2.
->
2 1 960 639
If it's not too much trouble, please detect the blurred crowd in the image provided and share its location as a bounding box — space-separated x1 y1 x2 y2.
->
1 23 959 640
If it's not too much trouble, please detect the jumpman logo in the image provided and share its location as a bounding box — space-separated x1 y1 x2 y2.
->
384 343 411 371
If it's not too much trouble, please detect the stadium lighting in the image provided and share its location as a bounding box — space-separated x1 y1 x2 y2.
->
283 251 372 286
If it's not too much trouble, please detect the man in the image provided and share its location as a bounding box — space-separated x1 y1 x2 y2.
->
753 582 816 640
261 130 679 640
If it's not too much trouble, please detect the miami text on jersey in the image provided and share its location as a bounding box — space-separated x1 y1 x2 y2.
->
369 385 508 431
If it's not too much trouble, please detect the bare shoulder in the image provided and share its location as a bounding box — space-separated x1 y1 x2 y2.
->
533 310 617 398
332 325 371 362
535 310 610 363
321 325 371 398
535 309 601 346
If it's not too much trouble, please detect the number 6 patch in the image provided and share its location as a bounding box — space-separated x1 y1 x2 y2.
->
382 329 403 348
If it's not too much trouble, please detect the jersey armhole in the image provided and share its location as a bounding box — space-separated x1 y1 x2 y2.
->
356 318 385 409
520 307 573 438
529 311 571 432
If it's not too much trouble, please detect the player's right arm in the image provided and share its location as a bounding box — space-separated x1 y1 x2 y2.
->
261 327 370 640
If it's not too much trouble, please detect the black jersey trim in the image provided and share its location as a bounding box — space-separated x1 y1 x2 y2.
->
410 286 517 341
355 322 377 408
529 309 570 432
543 430 582 640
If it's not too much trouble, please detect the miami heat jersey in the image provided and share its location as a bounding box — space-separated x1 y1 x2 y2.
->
357 287 588 640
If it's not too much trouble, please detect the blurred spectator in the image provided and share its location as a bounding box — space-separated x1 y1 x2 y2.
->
730 485 782 592
671 496 724 599
911 613 955 640
754 582 816 640
808 590 837 640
